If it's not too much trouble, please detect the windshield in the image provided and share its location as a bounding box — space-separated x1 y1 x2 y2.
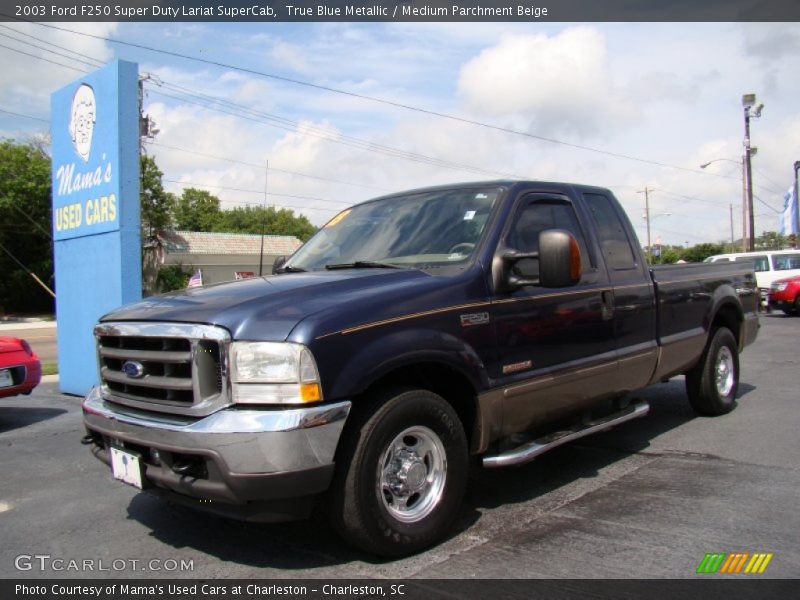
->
285 187 501 271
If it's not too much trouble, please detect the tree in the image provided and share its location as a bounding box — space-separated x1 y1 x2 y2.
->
213 205 316 241
140 154 174 236
756 231 786 250
173 188 221 231
651 245 683 265
156 264 191 292
682 242 725 263
0 140 54 313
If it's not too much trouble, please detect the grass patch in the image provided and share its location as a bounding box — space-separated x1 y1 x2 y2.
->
41 363 58 376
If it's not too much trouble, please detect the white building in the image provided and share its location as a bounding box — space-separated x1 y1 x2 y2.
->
144 230 303 292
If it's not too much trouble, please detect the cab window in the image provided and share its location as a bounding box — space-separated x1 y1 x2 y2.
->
753 256 769 272
508 198 590 279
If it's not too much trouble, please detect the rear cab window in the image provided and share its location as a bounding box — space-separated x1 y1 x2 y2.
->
772 253 800 271
583 193 639 271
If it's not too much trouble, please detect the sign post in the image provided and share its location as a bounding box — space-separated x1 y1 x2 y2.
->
51 60 141 395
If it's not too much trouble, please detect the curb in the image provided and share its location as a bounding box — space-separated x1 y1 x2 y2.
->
0 321 57 332
41 374 59 383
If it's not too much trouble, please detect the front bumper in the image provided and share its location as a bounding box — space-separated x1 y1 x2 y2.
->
82 387 351 521
768 292 795 312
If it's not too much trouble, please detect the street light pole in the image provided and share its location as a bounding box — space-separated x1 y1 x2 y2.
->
742 94 763 252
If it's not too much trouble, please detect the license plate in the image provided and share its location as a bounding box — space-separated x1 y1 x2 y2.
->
110 446 144 489
0 369 12 388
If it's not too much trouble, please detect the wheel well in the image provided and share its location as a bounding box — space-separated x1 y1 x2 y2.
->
712 303 743 346
356 362 478 449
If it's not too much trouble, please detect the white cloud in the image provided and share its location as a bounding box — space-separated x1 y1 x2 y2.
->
6 21 791 247
457 27 636 138
268 41 311 74
0 22 117 113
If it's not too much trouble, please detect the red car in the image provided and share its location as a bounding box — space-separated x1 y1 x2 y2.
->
768 275 800 315
0 337 42 398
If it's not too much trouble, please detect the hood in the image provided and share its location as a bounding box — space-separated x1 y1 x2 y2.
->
103 269 434 341
772 276 800 285
0 337 24 354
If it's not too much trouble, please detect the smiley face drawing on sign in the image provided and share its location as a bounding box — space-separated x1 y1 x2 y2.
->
69 84 96 162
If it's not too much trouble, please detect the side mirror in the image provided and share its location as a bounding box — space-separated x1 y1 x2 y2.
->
497 229 581 291
271 256 287 274
538 229 582 288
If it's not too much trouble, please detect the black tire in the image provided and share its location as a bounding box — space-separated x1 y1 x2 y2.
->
327 389 468 557
781 296 800 316
685 327 739 416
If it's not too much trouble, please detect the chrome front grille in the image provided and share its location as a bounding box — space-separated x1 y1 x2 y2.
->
95 322 231 417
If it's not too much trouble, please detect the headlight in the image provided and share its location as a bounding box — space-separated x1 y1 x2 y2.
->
772 282 788 292
230 342 322 405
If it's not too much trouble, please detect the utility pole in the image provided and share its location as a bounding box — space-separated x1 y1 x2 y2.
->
742 94 763 252
729 204 735 253
258 159 268 276
637 187 653 263
741 156 747 252
794 161 800 247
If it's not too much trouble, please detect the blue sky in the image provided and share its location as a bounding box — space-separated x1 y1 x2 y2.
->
2 20 799 246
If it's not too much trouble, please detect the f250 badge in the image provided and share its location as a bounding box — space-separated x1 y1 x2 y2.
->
460 312 490 327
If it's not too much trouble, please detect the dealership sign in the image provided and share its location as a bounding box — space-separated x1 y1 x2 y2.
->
51 60 141 395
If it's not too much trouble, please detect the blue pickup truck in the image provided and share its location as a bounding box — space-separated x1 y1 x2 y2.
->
82 181 759 556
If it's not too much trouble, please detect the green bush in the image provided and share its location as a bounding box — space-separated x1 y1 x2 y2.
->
156 264 191 292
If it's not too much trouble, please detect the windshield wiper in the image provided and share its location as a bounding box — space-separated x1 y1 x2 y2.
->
325 261 401 270
275 265 307 273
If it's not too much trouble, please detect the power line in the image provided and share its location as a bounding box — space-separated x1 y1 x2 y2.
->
8 203 52 238
0 27 519 179
0 108 49 123
147 85 524 179
2 17 752 180
0 241 55 298
0 39 89 74
1 26 785 230
0 23 105 67
147 142 394 193
163 179 341 214
0 28 103 70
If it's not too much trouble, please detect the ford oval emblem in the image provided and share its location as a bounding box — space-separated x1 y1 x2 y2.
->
121 360 145 379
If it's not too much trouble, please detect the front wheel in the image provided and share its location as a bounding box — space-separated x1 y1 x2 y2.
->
685 327 739 416
327 389 468 557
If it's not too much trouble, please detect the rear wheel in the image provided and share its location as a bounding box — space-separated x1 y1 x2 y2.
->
327 389 468 557
685 327 739 416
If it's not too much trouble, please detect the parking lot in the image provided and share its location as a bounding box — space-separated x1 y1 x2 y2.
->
1 314 798 580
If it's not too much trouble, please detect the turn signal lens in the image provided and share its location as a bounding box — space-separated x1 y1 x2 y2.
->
300 383 322 402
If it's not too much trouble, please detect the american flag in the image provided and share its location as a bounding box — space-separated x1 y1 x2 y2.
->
187 269 203 288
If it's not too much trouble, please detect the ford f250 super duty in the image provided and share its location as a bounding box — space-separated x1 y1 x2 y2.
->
82 181 759 556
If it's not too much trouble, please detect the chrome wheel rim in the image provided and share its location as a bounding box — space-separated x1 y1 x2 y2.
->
378 426 447 523
715 346 735 398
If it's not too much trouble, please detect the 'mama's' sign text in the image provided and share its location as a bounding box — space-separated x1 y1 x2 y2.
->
51 67 129 240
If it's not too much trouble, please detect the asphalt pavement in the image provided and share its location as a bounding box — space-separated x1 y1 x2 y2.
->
0 314 797 580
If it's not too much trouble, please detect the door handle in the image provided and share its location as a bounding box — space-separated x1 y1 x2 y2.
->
601 291 614 320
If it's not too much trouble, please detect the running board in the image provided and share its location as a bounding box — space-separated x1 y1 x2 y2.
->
482 401 650 468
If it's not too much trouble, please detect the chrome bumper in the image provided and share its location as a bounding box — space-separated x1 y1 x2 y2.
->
82 386 350 476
